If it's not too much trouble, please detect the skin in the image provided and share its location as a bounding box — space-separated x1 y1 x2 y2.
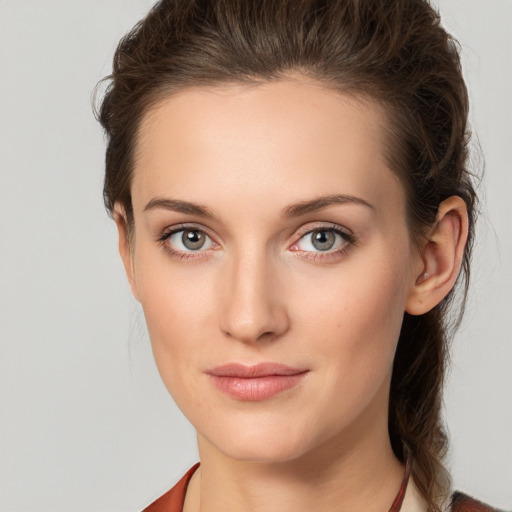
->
115 76 468 512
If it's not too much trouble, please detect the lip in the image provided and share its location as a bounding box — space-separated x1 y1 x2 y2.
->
206 363 309 401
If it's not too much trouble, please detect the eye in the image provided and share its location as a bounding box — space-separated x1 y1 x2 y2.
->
293 228 352 253
165 228 215 252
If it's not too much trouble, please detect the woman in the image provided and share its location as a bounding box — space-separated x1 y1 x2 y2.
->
97 1 503 511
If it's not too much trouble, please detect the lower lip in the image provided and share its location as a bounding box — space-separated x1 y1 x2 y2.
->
208 372 309 401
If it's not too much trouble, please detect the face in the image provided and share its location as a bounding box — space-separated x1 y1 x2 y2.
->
120 78 423 463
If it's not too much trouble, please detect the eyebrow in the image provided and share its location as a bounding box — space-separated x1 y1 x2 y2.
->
143 197 214 217
281 194 374 218
143 193 373 218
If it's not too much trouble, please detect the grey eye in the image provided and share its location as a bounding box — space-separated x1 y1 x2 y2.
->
166 228 214 252
310 230 336 251
182 230 206 250
295 228 348 253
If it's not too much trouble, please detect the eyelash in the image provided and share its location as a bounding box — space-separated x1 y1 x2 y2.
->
156 223 217 261
156 222 357 262
291 223 356 262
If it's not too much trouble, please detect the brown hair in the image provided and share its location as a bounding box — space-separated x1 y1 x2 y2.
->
96 1 477 509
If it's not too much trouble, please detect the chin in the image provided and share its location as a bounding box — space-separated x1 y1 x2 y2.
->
218 440 309 464
200 418 325 464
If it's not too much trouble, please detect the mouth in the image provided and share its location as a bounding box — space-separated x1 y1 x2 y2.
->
205 363 310 401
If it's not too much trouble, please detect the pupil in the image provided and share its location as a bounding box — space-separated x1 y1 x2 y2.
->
312 230 335 251
183 230 205 250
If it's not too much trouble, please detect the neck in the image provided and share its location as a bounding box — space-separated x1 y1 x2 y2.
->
184 394 405 512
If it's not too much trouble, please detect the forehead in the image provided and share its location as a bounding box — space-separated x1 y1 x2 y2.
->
132 78 405 220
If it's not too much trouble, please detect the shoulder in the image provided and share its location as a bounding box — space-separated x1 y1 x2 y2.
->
450 491 506 512
141 463 200 512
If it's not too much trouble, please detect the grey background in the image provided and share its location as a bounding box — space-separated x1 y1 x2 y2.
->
0 1 510 511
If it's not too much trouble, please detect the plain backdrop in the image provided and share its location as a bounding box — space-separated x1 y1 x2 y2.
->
0 1 510 511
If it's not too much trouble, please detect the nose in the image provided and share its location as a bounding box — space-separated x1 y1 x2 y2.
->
218 249 290 344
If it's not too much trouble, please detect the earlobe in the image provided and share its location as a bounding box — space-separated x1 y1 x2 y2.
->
405 196 469 316
113 203 140 302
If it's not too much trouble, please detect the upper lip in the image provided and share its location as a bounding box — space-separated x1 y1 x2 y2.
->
206 363 309 378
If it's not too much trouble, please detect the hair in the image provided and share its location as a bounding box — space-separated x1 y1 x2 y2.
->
96 1 478 510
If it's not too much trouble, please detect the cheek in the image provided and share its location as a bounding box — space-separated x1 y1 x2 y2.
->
291 246 410 409
296 246 408 341
133 249 216 395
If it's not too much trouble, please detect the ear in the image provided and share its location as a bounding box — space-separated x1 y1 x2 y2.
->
405 196 469 315
113 203 140 302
